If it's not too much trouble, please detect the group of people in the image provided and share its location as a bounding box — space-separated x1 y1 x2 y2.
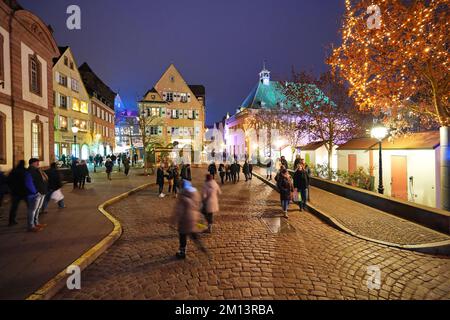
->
71 159 90 189
156 163 192 198
208 161 254 185
275 156 311 218
0 159 66 232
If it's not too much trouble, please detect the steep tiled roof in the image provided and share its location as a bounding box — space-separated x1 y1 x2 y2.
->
78 62 116 110
188 85 205 97
372 131 440 150
338 137 379 150
301 141 326 151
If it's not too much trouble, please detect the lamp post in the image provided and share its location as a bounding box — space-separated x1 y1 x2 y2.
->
94 133 101 172
371 125 388 194
71 126 79 159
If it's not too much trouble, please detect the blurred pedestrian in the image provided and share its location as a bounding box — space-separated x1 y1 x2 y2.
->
157 164 165 197
171 180 208 259
248 162 253 180
243 160 250 181
208 162 217 180
105 158 113 180
78 160 90 189
202 174 222 234
266 156 273 180
123 157 130 176
0 169 7 212
293 163 308 211
42 162 65 212
26 158 48 231
7 160 27 226
71 159 79 189
225 163 231 182
280 156 288 170
218 163 225 185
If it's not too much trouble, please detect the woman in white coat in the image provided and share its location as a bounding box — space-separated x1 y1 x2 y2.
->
202 174 222 233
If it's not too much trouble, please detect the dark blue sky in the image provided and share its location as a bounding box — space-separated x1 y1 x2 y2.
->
21 0 344 124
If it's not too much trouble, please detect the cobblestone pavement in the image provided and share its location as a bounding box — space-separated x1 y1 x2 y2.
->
55 169 450 300
255 167 450 245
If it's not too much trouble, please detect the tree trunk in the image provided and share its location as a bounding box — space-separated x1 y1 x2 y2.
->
327 149 333 180
440 127 450 211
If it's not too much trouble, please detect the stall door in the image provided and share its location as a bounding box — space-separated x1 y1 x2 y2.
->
391 156 407 201
348 154 357 173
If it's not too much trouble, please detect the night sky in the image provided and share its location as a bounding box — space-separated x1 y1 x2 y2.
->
21 0 345 124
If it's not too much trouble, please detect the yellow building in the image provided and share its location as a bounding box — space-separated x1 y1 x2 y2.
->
139 64 205 163
53 47 91 160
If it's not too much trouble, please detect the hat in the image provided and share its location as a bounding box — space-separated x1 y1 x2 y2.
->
182 180 197 193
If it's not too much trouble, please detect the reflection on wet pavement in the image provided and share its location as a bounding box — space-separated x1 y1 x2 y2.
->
261 216 296 234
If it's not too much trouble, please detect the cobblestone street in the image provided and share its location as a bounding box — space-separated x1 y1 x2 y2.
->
55 169 450 300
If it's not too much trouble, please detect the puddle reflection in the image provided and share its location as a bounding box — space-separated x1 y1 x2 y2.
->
261 217 296 234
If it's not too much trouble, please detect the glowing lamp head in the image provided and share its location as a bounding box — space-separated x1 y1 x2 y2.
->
371 126 388 141
71 126 79 134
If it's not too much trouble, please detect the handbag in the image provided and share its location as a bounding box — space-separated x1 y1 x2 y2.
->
293 189 299 202
51 189 64 202
86 176 92 183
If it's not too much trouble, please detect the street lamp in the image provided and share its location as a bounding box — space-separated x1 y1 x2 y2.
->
371 125 388 194
71 126 79 158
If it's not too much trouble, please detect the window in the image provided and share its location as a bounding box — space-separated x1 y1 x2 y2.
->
147 126 159 135
171 109 178 119
80 101 88 114
29 54 42 95
59 94 68 108
31 119 43 160
58 73 68 87
0 33 4 82
188 110 194 119
0 112 5 164
71 78 79 92
70 61 74 70
166 92 173 102
180 93 187 103
59 115 68 131
72 98 80 111
64 56 68 66
79 120 87 131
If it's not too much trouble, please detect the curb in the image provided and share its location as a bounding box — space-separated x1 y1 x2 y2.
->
26 182 154 300
252 172 450 256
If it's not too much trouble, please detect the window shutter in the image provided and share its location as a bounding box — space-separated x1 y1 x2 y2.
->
161 107 166 116
195 111 199 119
158 126 162 135
55 92 60 107
162 92 167 100
179 109 184 119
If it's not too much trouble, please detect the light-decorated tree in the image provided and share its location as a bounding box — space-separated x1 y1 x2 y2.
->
329 0 449 210
284 71 366 179
137 112 163 174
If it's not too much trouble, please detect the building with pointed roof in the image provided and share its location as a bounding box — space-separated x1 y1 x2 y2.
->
52 46 92 160
138 64 206 164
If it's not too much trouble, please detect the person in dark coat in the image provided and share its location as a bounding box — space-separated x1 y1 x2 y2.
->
276 168 293 218
42 162 65 212
280 156 288 170
172 165 180 197
77 160 90 188
230 162 238 184
293 163 309 211
248 163 253 180
185 164 192 181
236 162 241 182
225 164 231 182
105 158 113 180
0 170 8 212
242 161 250 181
71 159 80 189
157 164 166 197
7 160 28 226
218 163 225 185
293 156 301 171
123 157 130 176
133 153 138 166
208 162 217 180
26 158 48 231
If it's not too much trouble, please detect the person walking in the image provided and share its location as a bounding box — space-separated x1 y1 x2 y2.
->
77 160 89 189
71 159 79 189
171 180 208 259
105 158 113 180
185 164 192 181
172 165 180 197
280 156 288 170
293 155 301 171
167 164 175 194
0 170 7 212
7 160 28 226
26 158 49 232
230 162 237 184
293 163 309 211
225 163 231 182
202 174 222 234
242 161 250 181
157 164 166 198
218 163 225 185
276 168 293 218
123 157 131 176
42 162 65 212
208 162 217 180
133 153 138 166
236 161 241 182
248 162 253 180
266 157 273 180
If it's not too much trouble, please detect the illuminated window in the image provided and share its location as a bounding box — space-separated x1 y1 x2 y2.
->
80 101 88 114
79 120 87 131
31 119 43 160
0 112 5 164
72 98 80 111
29 54 42 95
59 115 68 131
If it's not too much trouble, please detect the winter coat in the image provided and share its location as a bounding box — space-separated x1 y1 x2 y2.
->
218 164 225 175
172 188 201 234
281 159 288 169
123 159 130 169
105 160 113 173
208 164 217 175
156 167 165 185
202 180 222 213
45 167 63 191
7 166 27 197
28 166 48 195
276 174 293 201
242 162 249 174
0 171 8 195
77 164 89 178
293 168 309 190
